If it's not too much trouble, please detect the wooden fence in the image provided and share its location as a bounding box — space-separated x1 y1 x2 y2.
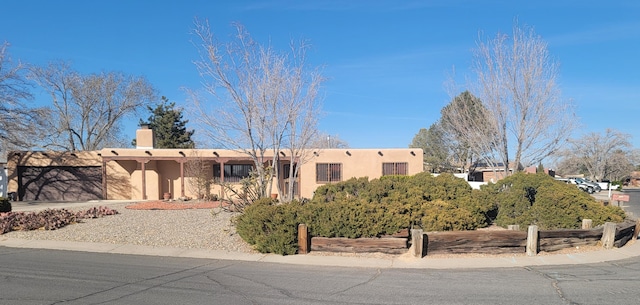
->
298 225 409 254
297 219 640 257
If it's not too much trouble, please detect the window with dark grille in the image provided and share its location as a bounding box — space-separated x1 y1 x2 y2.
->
282 163 298 179
316 163 342 183
213 164 253 183
382 162 408 176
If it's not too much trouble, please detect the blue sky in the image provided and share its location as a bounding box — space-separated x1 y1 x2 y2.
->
1 1 639 149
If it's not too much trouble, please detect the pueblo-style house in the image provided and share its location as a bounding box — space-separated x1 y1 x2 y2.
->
7 126 423 201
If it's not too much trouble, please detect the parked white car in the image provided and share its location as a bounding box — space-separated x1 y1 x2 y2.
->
555 177 601 194
568 178 601 194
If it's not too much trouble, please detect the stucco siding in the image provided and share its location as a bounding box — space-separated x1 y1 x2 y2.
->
8 148 423 201
298 149 423 198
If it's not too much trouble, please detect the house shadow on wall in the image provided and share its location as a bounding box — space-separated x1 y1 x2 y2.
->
10 151 109 202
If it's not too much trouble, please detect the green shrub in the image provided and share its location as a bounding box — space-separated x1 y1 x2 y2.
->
0 197 10 213
414 172 474 202
610 181 624 191
420 199 478 231
298 199 410 238
377 173 495 231
236 172 626 255
423 192 497 231
483 173 625 230
235 198 303 255
309 172 495 233
312 177 370 203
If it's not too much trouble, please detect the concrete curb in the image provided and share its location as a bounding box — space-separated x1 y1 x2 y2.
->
3 199 639 269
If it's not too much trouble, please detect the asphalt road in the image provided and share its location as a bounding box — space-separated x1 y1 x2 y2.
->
2 247 640 305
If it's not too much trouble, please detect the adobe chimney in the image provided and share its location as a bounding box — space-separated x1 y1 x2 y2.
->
136 125 155 149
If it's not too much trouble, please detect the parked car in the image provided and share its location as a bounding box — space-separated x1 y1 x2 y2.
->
596 179 610 190
568 178 601 194
591 179 623 190
555 178 589 193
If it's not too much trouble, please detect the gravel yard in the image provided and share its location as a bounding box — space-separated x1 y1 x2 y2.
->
2 202 256 253
1 201 618 259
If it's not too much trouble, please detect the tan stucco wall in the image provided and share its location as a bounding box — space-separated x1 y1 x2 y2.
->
101 148 251 159
129 160 161 200
105 160 135 200
8 148 424 201
297 148 423 198
157 160 180 199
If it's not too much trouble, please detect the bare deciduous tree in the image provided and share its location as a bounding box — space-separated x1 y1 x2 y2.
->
449 22 574 175
553 154 584 177
190 19 323 201
184 151 213 200
29 61 156 151
556 129 637 181
309 132 349 149
439 91 489 174
280 72 322 201
0 42 48 152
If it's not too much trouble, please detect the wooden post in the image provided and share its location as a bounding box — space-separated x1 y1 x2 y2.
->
634 219 640 241
411 229 424 258
141 161 147 200
179 161 185 198
507 225 520 230
298 224 309 254
582 219 593 230
601 222 616 249
101 160 108 200
526 225 538 256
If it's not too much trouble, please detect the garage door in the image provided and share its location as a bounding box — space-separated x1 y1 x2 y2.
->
18 166 102 201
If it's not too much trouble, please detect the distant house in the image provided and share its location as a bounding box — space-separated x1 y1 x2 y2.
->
6 127 424 201
523 166 556 177
468 161 523 183
467 162 556 183
629 171 640 187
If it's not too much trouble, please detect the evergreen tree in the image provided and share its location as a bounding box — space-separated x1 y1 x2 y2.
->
134 96 195 148
410 124 449 173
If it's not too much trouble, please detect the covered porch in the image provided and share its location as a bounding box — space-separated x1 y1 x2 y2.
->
100 148 298 201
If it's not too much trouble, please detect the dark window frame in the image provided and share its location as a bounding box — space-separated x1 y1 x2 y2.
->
316 163 342 183
282 163 298 179
213 163 254 183
382 162 408 176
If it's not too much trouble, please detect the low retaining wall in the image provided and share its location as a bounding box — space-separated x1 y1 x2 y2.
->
297 219 640 257
297 225 409 255
310 237 408 254
415 220 638 257
423 230 527 255
538 229 602 252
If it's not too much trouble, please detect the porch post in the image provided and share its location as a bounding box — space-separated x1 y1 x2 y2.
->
219 161 225 200
101 160 107 200
219 161 225 182
141 161 147 200
180 161 185 198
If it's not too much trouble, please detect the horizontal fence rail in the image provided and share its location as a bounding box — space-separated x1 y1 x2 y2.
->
297 219 640 257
